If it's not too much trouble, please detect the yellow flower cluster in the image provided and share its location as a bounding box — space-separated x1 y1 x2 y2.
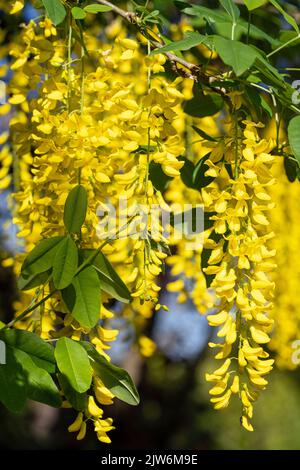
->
1 10 186 442
3 1 300 442
202 119 276 431
269 159 300 368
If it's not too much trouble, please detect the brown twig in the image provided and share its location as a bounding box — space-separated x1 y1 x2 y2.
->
96 0 203 81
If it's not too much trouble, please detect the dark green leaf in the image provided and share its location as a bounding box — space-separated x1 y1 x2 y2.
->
58 374 88 411
288 116 300 165
193 155 215 188
284 156 298 183
81 250 131 304
52 236 78 290
179 156 196 189
0 329 56 373
41 0 66 26
149 162 172 191
13 349 61 408
64 185 88 234
62 266 101 329
184 91 224 117
18 270 51 291
81 342 140 406
55 337 92 393
0 347 27 413
192 126 217 142
21 236 64 277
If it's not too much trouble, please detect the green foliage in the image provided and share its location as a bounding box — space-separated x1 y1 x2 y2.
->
213 37 259 76
81 249 131 304
151 31 206 54
284 156 298 183
288 116 300 166
0 347 27 413
62 266 101 329
0 329 56 373
14 349 61 408
149 162 172 192
244 0 267 10
71 7 86 20
55 337 93 393
58 374 88 411
269 0 299 34
41 0 66 26
82 342 140 406
184 87 224 117
179 156 214 190
0 330 60 411
21 236 64 277
52 236 78 290
84 4 113 13
63 185 88 234
219 0 240 22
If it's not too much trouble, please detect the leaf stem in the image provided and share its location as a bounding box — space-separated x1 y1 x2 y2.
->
267 34 300 58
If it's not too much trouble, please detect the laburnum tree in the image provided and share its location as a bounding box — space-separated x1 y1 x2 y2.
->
0 0 300 443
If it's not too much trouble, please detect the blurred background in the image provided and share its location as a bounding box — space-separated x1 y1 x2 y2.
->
1 0 300 450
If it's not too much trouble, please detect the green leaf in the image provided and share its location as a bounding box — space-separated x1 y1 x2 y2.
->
213 36 258 76
18 270 51 291
284 156 298 183
0 329 56 373
84 4 113 13
149 162 172 192
62 266 101 329
13 349 61 408
52 236 78 290
269 0 299 34
193 155 215 188
21 236 64 277
41 0 66 26
55 338 92 393
81 250 131 304
71 6 86 19
288 116 300 165
192 126 218 142
0 347 28 413
184 5 279 45
58 374 88 411
179 156 196 189
150 31 205 55
245 86 273 119
219 0 240 22
82 342 140 406
64 185 88 234
244 0 267 10
184 91 224 117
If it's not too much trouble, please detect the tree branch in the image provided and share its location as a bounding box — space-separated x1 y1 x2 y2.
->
96 0 202 81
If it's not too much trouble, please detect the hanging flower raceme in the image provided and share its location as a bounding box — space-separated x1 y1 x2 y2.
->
202 118 277 431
